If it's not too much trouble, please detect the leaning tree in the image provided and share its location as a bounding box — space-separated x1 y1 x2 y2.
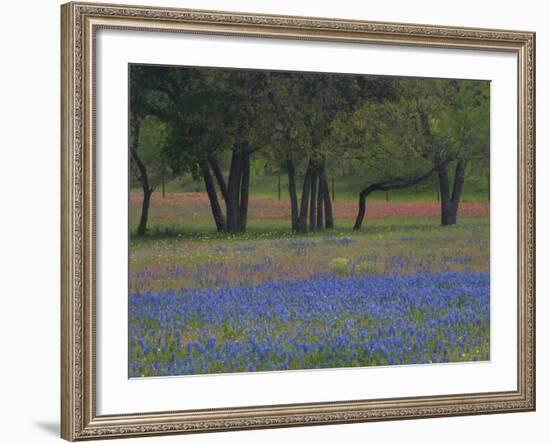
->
329 78 451 230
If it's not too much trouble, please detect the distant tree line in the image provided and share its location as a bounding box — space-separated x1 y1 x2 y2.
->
129 64 489 236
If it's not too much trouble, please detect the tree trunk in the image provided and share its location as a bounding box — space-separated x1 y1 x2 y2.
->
287 159 299 231
353 185 378 231
438 163 452 226
278 174 281 201
354 167 438 230
319 163 334 229
437 158 466 226
224 146 251 233
161 171 165 198
130 116 154 237
316 175 324 229
297 160 314 232
239 151 250 231
423 109 452 225
137 186 152 237
226 150 243 233
200 161 226 232
448 158 467 225
309 167 318 231
209 156 228 203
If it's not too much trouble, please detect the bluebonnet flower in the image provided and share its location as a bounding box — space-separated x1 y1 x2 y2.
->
129 272 490 377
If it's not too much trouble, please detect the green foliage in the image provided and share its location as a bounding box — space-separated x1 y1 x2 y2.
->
327 77 490 187
130 67 490 186
436 80 490 165
329 258 350 275
132 115 169 188
130 67 406 183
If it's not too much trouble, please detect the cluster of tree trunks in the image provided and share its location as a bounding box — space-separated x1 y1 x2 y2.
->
202 153 335 234
291 159 334 232
201 146 252 233
133 128 468 236
134 146 469 236
417 110 467 228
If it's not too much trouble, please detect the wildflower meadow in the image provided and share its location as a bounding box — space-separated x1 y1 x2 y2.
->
129 193 490 377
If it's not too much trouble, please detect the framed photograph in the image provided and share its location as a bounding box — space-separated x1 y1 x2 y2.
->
61 1 535 440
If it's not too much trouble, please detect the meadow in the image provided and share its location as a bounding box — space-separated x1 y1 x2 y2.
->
129 191 490 377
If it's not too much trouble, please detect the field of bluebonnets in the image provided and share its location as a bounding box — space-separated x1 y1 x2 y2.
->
129 193 490 377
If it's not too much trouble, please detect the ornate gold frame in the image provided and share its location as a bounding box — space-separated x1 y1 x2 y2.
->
61 2 536 440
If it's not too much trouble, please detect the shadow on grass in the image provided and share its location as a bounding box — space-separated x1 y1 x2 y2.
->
129 216 488 246
130 226 298 244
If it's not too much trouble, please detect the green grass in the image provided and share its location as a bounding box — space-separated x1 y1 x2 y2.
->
129 214 489 294
132 173 490 204
130 214 486 245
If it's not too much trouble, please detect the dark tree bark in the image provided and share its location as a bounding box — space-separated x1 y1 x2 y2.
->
226 149 244 233
437 158 467 226
137 187 152 237
239 151 251 231
201 149 252 233
319 163 334 229
448 158 468 225
209 156 228 203
222 145 253 233
297 160 314 232
353 184 382 231
437 163 451 226
309 167 318 231
200 161 226 232
316 175 324 229
287 159 299 231
353 168 437 230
